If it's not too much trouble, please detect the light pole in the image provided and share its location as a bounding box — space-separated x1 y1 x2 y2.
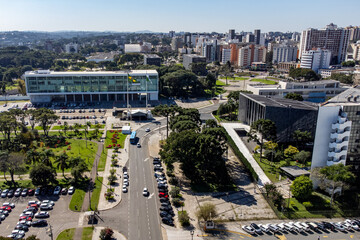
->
46 223 54 240
190 230 194 240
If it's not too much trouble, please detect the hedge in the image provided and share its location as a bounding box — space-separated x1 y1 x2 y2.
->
222 127 259 182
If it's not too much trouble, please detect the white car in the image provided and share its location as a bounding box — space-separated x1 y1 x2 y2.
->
2 202 15 208
143 188 149 196
292 222 303 232
122 187 127 193
299 222 310 231
40 204 53 210
259 224 270 233
35 211 49 218
345 219 359 230
332 222 345 231
28 200 41 206
42 200 55 206
277 223 285 232
68 186 75 195
242 225 255 234
268 224 280 232
123 179 129 186
284 222 295 232
137 143 141 148
341 221 352 231
145 128 150 132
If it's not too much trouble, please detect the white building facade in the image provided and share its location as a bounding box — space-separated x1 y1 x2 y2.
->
221 48 231 64
300 49 332 73
272 44 298 64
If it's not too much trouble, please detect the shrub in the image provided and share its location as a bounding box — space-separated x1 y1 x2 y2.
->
100 228 114 240
169 186 180 198
172 198 182 207
169 177 178 185
302 201 313 208
291 175 313 201
178 211 190 227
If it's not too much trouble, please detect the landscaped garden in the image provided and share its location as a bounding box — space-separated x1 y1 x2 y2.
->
250 78 277 85
56 228 75 240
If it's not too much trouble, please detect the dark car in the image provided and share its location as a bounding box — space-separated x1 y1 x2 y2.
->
160 198 169 203
159 211 171 218
26 207 38 213
160 206 172 211
35 188 41 196
14 188 22 197
162 217 174 226
31 220 48 227
7 189 15 197
28 189 35 196
322 221 335 231
21 188 28 197
61 188 67 195
250 223 262 234
15 224 29 231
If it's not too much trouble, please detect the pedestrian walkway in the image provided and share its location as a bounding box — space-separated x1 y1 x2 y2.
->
98 137 129 211
222 123 271 186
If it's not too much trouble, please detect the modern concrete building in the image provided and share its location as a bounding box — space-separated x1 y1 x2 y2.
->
171 37 183 51
238 93 319 142
345 26 360 42
246 80 346 103
221 48 231 64
276 62 300 73
144 54 161 66
311 87 360 176
124 44 141 53
182 54 206 70
24 70 159 103
254 29 261 45
229 29 235 40
346 41 360 61
238 45 266 68
299 23 350 64
272 44 298 64
300 49 332 73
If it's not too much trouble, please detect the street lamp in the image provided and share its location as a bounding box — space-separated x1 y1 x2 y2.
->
190 230 194 240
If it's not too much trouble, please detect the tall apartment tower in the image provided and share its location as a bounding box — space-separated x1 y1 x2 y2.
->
229 29 235 40
299 23 350 64
346 26 360 42
169 31 175 38
254 29 261 45
300 49 332 73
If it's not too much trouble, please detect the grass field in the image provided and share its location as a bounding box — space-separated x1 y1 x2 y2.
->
0 180 35 189
221 77 248 81
82 227 94 240
88 177 103 211
216 80 227 86
69 186 86 211
250 79 277 85
52 124 105 130
56 228 75 240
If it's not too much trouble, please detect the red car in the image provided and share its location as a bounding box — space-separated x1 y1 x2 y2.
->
19 216 32 221
27 189 35 196
27 204 38 210
0 206 11 212
158 192 169 198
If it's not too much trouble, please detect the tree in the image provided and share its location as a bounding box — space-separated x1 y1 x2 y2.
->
0 151 9 181
8 152 26 184
178 211 190 226
220 61 231 85
284 145 299 161
203 119 218 129
247 119 277 162
294 150 311 166
284 93 303 101
289 68 320 81
341 61 355 67
39 149 54 167
100 228 114 240
63 121 69 137
34 108 59 137
196 202 217 221
204 72 216 91
29 163 57 187
292 130 312 149
26 149 40 165
17 79 27 96
54 152 69 178
190 62 207 76
0 112 17 140
291 175 313 200
152 105 180 137
318 164 355 206
330 73 353 84
70 157 88 181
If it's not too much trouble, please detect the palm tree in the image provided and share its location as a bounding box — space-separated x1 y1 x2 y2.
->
26 148 40 165
54 152 69 178
84 122 91 148
39 149 55 167
63 121 69 137
74 123 80 137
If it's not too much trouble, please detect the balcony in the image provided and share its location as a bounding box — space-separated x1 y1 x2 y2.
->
328 149 347 160
330 131 351 141
332 120 352 130
328 141 349 149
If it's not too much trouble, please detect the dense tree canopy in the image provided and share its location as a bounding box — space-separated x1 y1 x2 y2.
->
284 93 303 101
291 175 313 200
289 68 320 81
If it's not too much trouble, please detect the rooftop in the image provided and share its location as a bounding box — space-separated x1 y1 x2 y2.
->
144 54 161 58
240 93 319 110
86 51 118 60
24 70 158 76
280 166 310 179
324 87 360 106
183 54 205 59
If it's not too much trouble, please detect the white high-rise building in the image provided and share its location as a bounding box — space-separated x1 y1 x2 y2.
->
272 44 298 64
300 49 332 73
299 23 350 64
221 48 231 64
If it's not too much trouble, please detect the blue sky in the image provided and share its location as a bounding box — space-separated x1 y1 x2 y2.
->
0 0 359 33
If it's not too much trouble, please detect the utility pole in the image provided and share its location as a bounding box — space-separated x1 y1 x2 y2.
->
47 223 54 240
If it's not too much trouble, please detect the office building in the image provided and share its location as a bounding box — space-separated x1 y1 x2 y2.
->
238 93 319 142
169 30 175 38
300 49 332 73
238 45 266 68
184 32 192 46
319 68 355 79
254 29 261 45
229 29 235 40
201 40 220 62
24 70 159 103
272 44 298 64
346 41 360 61
144 54 161 66
355 67 360 85
246 80 346 103
171 37 183 51
182 54 206 70
311 87 360 176
124 44 141 53
277 62 300 73
221 48 231 64
299 23 350 64
246 34 255 43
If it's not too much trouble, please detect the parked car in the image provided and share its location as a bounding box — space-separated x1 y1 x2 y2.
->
17 220 31 227
259 224 270 233
268 224 280 232
1 189 9 198
3 202 15 208
299 222 310 231
28 189 35 196
68 186 75 195
306 221 318 230
28 200 41 206
35 188 41 196
61 188 68 195
35 211 49 218
345 219 359 230
40 204 53 211
145 128 150 132
14 188 22 197
15 224 29 231
122 187 127 193
42 200 54 206
31 220 48 227
322 221 335 231
21 188 28 197
250 223 262 234
7 189 15 197
242 225 255 234
137 143 141 148
53 186 61 195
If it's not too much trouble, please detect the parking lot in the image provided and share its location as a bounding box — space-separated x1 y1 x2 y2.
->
0 188 79 239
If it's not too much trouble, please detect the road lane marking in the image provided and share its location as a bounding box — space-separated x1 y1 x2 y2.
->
144 158 149 162
350 235 354 239
323 236 328 238
275 234 287 240
148 193 154 199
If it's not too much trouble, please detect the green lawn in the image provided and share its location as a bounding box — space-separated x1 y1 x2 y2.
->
69 187 86 211
56 228 75 240
52 124 105 130
91 124 105 129
82 227 94 240
216 80 227 86
250 79 277 85
221 77 248 81
88 177 103 211
0 180 35 189
98 150 107 172
105 130 127 149
267 77 281 80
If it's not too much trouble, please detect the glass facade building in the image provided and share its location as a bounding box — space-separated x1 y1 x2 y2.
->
24 70 158 103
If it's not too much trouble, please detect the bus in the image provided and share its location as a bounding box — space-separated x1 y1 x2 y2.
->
130 131 136 144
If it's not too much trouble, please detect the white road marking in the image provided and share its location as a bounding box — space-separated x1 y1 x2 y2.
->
148 193 154 199
144 158 149 162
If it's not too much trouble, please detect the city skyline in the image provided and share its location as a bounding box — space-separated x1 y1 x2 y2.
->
0 0 359 33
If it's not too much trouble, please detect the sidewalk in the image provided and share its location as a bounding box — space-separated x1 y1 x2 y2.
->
98 137 129 211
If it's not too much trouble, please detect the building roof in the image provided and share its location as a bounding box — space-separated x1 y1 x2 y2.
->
324 87 360 106
86 52 117 61
280 166 310 179
24 70 158 76
240 93 319 110
183 54 205 59
144 54 160 58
